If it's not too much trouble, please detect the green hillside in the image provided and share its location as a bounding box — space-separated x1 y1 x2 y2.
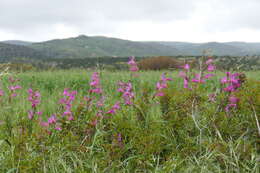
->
1 36 260 59
152 42 249 56
0 42 47 59
29 35 181 58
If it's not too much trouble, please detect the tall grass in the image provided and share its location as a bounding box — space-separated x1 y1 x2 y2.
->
0 69 259 172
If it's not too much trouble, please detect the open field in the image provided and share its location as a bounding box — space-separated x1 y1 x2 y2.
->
0 69 259 172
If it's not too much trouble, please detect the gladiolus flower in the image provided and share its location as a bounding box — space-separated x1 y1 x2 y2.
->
184 64 190 70
128 56 139 72
207 64 215 72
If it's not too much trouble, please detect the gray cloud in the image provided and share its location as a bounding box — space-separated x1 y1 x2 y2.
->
0 0 260 41
199 0 260 32
0 0 196 31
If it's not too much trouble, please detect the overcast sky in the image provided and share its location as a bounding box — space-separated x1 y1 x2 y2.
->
0 0 260 42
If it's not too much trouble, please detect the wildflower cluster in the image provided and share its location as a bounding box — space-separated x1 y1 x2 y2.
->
89 72 102 94
8 77 22 98
27 88 41 120
40 114 62 131
221 72 243 112
59 88 77 121
128 56 139 72
117 81 134 105
155 73 172 96
179 58 215 89
106 102 121 115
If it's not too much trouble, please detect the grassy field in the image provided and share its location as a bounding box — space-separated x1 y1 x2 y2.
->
0 69 259 172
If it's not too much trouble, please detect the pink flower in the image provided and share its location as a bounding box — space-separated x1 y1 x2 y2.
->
28 110 34 120
204 73 215 79
155 92 164 97
184 77 189 89
130 65 139 72
40 122 49 127
184 64 190 70
225 104 237 112
207 64 215 72
89 72 102 94
67 115 74 121
48 115 57 124
191 74 205 83
96 96 105 107
106 103 120 114
161 73 172 82
178 71 186 78
11 93 17 97
205 59 213 65
28 88 41 108
221 72 242 92
0 89 4 96
59 89 77 119
155 73 172 97
128 56 139 72
118 82 134 105
90 88 102 94
229 96 239 104
221 77 228 84
55 125 62 131
9 85 22 91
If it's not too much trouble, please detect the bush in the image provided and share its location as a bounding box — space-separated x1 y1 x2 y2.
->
138 56 182 70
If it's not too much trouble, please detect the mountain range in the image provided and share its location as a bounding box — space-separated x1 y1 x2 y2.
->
1 35 260 59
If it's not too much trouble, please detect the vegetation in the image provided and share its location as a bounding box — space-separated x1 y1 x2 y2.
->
138 56 183 70
0 43 47 59
0 57 259 172
1 35 260 59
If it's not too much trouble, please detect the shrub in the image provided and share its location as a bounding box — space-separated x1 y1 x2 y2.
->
138 56 181 70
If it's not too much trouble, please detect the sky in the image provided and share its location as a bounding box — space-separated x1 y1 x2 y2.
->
0 0 260 42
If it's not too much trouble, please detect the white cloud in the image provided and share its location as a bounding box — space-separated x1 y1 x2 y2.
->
0 0 260 42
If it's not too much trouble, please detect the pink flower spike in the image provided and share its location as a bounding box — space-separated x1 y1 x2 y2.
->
11 93 17 97
48 115 57 124
40 122 49 127
178 71 186 78
207 64 215 72
37 111 43 116
155 92 164 97
221 77 228 84
204 74 215 79
0 89 4 96
55 125 62 131
67 115 74 121
112 102 120 110
28 110 34 120
225 104 237 112
128 56 139 72
184 78 189 89
229 96 239 104
184 64 190 70
106 109 116 114
205 59 213 65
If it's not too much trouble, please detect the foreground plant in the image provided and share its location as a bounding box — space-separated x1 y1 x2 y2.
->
0 59 259 172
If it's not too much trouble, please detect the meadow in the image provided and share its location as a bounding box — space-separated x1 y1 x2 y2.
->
0 58 259 172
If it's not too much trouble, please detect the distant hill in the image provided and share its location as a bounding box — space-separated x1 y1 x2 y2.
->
1 35 260 59
29 35 181 58
1 40 33 46
0 42 47 59
225 42 260 55
151 42 250 56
